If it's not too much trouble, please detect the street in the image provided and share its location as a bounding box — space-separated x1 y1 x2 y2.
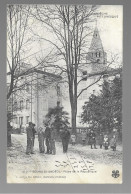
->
7 133 122 183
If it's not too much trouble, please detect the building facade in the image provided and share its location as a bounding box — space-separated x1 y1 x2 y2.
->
9 69 62 131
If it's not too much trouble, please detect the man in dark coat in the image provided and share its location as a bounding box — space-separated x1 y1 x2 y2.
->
81 131 87 145
45 125 51 154
38 127 45 153
32 123 36 147
60 127 70 153
26 122 34 155
50 126 56 155
88 130 97 149
98 133 103 149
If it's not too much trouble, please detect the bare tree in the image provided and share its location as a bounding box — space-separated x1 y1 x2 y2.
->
7 5 32 99
31 5 96 133
7 5 60 146
7 5 53 100
31 5 122 133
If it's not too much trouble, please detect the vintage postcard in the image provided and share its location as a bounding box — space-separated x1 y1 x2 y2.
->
7 4 122 183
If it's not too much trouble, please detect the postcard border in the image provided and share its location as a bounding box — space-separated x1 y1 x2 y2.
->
0 0 131 193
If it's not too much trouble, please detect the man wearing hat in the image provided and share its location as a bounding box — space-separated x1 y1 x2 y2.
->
38 127 45 153
32 123 36 148
88 129 97 149
50 125 56 155
26 122 34 155
60 125 70 153
45 124 51 154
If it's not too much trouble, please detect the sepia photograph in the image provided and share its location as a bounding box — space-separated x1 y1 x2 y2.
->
7 4 122 183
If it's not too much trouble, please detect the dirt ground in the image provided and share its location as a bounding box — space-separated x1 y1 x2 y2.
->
7 133 122 183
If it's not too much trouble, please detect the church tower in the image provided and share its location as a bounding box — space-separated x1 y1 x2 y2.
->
87 27 107 65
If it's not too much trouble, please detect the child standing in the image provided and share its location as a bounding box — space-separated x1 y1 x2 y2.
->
110 135 117 151
71 134 76 145
103 134 109 150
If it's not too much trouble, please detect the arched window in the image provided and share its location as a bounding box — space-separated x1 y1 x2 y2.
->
20 100 24 110
14 101 17 111
19 117 23 125
96 52 100 57
57 85 61 96
26 99 30 109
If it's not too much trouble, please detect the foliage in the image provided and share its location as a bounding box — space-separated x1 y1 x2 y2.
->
81 75 122 134
45 103 69 133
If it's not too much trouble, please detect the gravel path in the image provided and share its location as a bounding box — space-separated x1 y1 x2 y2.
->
7 134 122 183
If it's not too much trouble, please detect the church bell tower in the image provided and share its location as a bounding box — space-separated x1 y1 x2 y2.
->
87 27 107 65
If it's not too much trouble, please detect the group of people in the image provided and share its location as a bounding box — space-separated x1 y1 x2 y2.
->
26 122 71 155
82 130 117 151
70 130 117 151
103 134 117 151
26 122 117 155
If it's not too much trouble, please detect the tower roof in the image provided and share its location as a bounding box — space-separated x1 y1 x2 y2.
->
89 27 104 52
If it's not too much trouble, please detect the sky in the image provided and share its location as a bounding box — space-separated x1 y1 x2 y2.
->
7 5 123 70
29 5 123 66
96 5 123 55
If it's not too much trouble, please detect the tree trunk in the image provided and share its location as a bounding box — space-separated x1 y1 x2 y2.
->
71 103 77 134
